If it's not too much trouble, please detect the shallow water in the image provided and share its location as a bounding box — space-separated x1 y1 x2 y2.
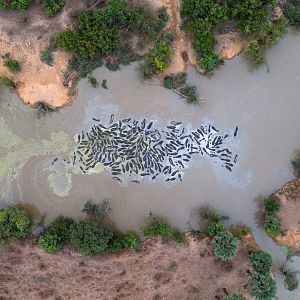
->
0 31 300 298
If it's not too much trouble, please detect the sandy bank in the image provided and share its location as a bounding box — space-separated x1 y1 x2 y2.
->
0 1 86 108
0 233 258 300
273 178 300 252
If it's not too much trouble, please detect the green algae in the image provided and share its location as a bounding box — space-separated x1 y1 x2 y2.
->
0 117 72 193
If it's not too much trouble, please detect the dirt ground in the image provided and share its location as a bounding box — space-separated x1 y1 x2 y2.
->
0 0 87 108
273 178 300 252
0 234 256 300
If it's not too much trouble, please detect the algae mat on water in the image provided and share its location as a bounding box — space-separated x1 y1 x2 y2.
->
0 117 72 198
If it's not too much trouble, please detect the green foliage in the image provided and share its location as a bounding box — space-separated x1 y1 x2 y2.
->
224 295 245 300
0 206 31 242
211 230 238 261
0 76 15 88
207 221 227 238
55 0 168 61
163 32 175 43
122 233 140 249
40 0 64 17
245 40 267 66
249 272 277 300
88 76 98 88
229 0 274 36
199 52 223 72
40 49 54 66
232 226 252 240
263 214 281 237
68 54 102 78
55 28 78 53
3 57 21 72
81 200 111 223
39 216 74 252
264 198 280 214
70 220 114 256
284 270 299 291
179 85 199 103
163 73 187 89
291 156 300 177
250 250 273 275
284 2 300 26
143 215 184 242
138 41 173 79
0 0 30 10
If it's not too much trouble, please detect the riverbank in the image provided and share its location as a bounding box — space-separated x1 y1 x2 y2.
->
0 232 259 300
0 0 248 109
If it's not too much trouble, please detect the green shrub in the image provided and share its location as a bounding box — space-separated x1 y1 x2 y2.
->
88 76 98 88
3 58 21 72
2 0 30 10
245 40 266 66
264 198 280 214
163 32 175 43
207 221 227 238
70 220 114 256
249 272 277 300
68 54 102 78
284 2 300 26
39 216 74 252
1 76 15 88
0 206 31 242
143 215 184 242
163 73 187 89
40 49 54 66
224 295 245 300
291 157 300 177
232 226 252 240
179 85 199 103
199 52 223 73
211 230 238 261
284 271 299 291
250 250 273 275
122 233 140 249
55 28 78 53
263 214 281 237
40 0 64 17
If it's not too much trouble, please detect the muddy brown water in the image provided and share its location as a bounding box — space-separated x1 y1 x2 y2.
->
0 31 300 298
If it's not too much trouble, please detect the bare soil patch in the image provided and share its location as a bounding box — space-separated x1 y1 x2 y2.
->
0 234 256 300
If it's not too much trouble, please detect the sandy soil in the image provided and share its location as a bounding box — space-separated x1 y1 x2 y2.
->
0 1 87 108
0 234 257 300
273 178 300 252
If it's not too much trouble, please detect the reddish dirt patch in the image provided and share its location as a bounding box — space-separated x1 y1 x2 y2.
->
0 235 255 300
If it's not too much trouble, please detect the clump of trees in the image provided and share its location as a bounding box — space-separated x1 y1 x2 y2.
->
142 213 184 242
181 0 291 71
262 197 282 238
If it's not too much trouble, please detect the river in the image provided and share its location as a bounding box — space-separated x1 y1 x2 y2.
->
0 31 299 299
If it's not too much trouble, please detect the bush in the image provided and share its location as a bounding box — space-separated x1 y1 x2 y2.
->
40 49 54 66
291 156 300 177
163 32 175 43
40 0 64 17
232 226 252 240
55 28 78 53
264 198 280 214
207 221 227 238
284 271 299 291
224 295 245 300
39 216 74 252
3 58 21 72
179 85 199 103
0 206 31 242
88 76 98 88
70 220 114 256
284 2 300 26
199 52 223 73
245 40 266 66
249 272 277 300
250 250 273 275
143 215 184 242
1 76 15 88
163 73 187 89
0 0 30 10
263 214 281 237
211 230 238 261
122 233 140 249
